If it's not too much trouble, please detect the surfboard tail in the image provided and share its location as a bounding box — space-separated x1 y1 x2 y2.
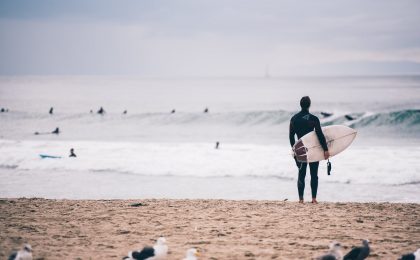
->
293 140 308 162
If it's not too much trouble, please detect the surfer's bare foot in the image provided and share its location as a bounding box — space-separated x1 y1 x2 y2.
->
311 198 318 204
299 199 304 204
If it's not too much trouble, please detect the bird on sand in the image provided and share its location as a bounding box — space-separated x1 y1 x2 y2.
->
8 244 33 260
343 239 370 260
398 248 420 260
314 241 343 260
182 248 200 260
123 237 168 260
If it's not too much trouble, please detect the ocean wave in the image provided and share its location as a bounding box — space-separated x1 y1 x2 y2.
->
2 109 420 129
349 109 420 130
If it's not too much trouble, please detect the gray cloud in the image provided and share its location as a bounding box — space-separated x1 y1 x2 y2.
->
1 0 420 76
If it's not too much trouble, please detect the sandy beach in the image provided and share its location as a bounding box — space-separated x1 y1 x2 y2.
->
1 198 419 259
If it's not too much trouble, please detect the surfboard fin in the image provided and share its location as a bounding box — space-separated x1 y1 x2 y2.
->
327 159 332 175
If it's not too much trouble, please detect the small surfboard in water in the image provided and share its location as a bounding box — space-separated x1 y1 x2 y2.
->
293 125 357 163
39 154 62 159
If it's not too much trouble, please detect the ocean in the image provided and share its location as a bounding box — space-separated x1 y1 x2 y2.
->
1 76 419 202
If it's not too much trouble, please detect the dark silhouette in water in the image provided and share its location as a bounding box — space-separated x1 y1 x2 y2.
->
215 142 220 149
97 107 105 115
345 115 355 121
1 108 8 112
204 107 209 113
49 107 54 114
123 110 127 114
320 112 333 118
90 109 93 113
69 148 77 157
34 127 60 135
171 109 176 114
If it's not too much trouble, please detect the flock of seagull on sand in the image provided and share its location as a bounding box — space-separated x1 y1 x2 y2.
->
313 240 419 260
7 237 419 260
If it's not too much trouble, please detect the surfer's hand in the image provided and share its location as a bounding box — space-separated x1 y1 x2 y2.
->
324 151 330 160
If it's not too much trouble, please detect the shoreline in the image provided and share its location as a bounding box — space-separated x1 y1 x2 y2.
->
1 198 419 259
2 168 420 203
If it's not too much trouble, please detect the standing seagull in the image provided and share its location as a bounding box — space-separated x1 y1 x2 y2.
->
123 237 168 260
8 244 33 260
183 248 200 260
343 240 370 260
399 248 420 260
314 241 343 260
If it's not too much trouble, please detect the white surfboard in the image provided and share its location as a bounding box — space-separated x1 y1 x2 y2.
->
293 125 357 162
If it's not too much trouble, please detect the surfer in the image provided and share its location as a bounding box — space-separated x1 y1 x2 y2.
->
69 148 77 157
345 114 355 121
215 141 220 149
97 107 105 115
289 96 329 204
320 112 333 118
204 107 209 113
171 109 176 114
52 127 60 134
49 107 53 114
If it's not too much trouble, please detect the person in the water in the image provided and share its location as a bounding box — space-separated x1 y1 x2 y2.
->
52 127 60 134
204 107 209 113
69 148 76 157
289 96 329 204
97 107 105 115
49 107 54 114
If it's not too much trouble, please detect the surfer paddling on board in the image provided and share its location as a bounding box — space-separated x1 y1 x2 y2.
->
289 96 329 204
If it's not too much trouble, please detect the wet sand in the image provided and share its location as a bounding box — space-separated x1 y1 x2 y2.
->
1 198 419 259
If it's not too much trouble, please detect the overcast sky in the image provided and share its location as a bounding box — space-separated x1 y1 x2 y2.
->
1 0 420 76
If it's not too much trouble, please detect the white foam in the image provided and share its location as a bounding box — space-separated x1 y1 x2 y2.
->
1 140 419 186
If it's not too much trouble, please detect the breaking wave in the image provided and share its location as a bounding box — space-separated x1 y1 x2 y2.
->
2 109 420 131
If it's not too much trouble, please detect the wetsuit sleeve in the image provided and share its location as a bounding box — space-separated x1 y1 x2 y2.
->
289 120 296 147
314 117 328 151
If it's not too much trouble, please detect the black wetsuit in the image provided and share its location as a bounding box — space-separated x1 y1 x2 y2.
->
289 109 328 200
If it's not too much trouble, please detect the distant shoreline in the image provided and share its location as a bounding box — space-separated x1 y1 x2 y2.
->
1 198 419 259
1 74 420 79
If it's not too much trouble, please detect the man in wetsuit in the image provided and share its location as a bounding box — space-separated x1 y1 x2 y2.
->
289 96 329 204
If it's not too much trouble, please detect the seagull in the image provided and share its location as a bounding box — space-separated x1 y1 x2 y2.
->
314 241 343 260
123 237 168 260
183 248 200 260
398 248 420 260
343 239 370 260
8 244 33 260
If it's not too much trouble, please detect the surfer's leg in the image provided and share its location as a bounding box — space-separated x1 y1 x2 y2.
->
309 162 319 199
297 162 307 201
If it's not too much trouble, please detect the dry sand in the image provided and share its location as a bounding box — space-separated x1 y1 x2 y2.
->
1 198 419 259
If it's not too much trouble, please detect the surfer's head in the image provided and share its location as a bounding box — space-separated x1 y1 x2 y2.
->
300 96 311 110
